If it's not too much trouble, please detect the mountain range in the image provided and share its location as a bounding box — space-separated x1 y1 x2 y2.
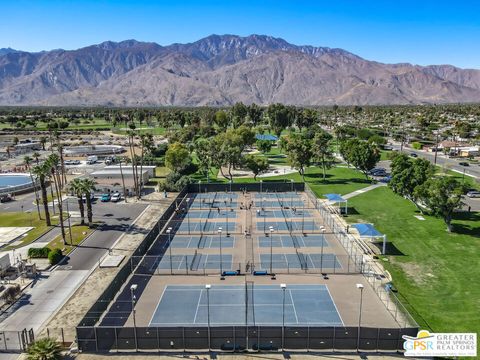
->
1 34 479 106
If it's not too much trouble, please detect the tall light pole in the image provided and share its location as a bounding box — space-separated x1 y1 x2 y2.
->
186 198 191 234
205 284 211 351
281 283 287 351
269 226 274 275
302 198 305 234
65 198 73 245
218 227 223 276
166 227 173 275
226 203 229 236
320 228 326 271
263 197 267 234
130 284 138 350
356 283 364 352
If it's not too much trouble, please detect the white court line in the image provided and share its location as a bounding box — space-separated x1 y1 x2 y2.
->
288 289 299 323
325 285 345 326
148 286 168 326
192 289 203 324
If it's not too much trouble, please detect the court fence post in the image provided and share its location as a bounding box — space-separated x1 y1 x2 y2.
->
156 327 160 352
114 326 118 352
307 326 310 352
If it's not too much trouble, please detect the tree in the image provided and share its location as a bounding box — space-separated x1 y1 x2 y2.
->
284 132 313 181
46 154 67 245
40 136 47 151
341 139 380 178
24 156 42 220
138 133 154 199
194 138 214 182
211 129 244 181
32 164 51 226
81 178 96 227
414 177 465 232
312 130 334 180
68 178 86 225
27 338 62 360
244 155 269 180
266 103 294 137
256 140 273 154
389 153 435 210
165 142 192 173
214 110 229 129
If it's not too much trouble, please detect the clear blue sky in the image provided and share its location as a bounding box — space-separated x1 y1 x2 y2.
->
1 0 479 68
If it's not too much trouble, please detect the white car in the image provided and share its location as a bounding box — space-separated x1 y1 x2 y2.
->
466 191 480 198
111 193 122 202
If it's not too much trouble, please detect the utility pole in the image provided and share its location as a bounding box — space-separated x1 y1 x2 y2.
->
434 131 440 165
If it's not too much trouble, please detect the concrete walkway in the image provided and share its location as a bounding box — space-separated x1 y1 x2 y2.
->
342 182 386 200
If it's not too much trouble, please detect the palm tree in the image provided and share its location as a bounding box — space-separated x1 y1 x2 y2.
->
138 133 154 199
32 164 51 226
32 152 41 164
117 156 128 203
81 178 96 227
39 137 47 151
46 154 66 245
68 178 86 225
26 338 62 360
126 126 138 197
24 156 42 220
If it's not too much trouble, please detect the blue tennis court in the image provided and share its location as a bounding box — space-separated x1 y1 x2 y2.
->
155 254 233 271
255 209 311 218
174 221 236 233
254 192 300 199
258 234 328 248
259 253 341 270
149 285 343 326
196 193 239 199
254 200 305 208
169 235 235 248
255 220 319 231
186 209 237 219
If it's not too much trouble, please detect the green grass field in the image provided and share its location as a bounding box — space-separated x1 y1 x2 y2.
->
1 212 58 249
47 224 94 254
345 186 480 334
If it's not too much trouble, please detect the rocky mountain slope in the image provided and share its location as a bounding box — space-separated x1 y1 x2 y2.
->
0 34 479 106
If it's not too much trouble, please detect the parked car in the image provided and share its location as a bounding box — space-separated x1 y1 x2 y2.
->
101 193 111 202
410 153 418 158
71 159 81 165
379 176 392 183
0 194 12 203
64 160 73 165
466 191 480 198
111 192 122 202
82 193 95 202
459 162 469 167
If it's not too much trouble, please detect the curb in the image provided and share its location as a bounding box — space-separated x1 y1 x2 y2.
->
51 227 99 270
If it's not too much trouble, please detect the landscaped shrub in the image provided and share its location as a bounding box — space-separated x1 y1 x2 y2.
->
48 248 63 265
28 247 51 258
411 142 423 150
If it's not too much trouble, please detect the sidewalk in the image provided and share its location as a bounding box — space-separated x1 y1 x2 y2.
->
38 194 177 342
342 182 386 200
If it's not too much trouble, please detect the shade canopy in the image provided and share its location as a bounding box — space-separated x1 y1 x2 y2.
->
351 223 383 238
255 134 279 141
324 194 346 203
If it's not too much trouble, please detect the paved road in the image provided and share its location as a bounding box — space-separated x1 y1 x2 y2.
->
392 143 480 180
0 198 147 337
389 144 480 211
58 197 147 270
